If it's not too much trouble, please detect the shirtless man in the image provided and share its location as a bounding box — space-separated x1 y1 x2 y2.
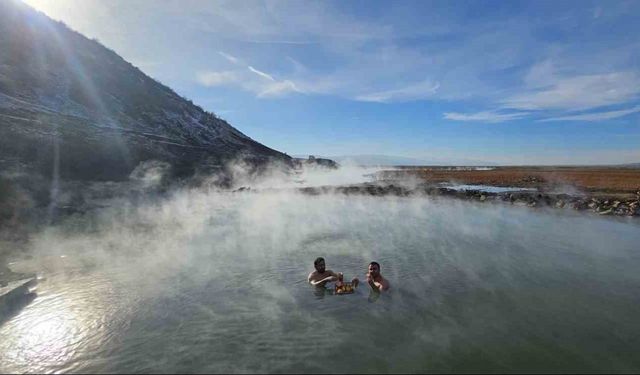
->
366 261 390 292
308 257 359 288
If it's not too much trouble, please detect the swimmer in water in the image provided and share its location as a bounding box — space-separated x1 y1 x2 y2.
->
366 261 390 292
307 257 359 288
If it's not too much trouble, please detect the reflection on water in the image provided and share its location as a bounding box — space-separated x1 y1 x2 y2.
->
438 183 537 193
1 192 640 373
0 271 138 373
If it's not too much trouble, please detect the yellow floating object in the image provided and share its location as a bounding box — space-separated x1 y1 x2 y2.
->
335 282 355 294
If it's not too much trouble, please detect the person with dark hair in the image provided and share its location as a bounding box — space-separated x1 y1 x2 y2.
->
307 257 359 288
366 261 390 292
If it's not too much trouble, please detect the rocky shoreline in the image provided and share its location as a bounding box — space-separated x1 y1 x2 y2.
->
293 182 640 217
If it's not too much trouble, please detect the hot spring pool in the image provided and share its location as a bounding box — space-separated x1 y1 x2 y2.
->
1 191 640 373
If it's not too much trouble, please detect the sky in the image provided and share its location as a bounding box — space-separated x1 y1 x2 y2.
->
22 0 640 165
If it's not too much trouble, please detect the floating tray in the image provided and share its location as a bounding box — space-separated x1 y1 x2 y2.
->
335 283 355 294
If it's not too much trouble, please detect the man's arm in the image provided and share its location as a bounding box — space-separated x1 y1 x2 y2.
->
327 270 340 280
378 278 390 291
367 274 389 292
308 271 338 286
309 276 337 286
366 273 380 292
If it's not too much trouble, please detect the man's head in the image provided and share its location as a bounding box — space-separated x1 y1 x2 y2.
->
368 261 380 277
314 257 326 273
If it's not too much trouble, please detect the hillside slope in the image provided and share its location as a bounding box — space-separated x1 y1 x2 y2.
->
0 0 290 181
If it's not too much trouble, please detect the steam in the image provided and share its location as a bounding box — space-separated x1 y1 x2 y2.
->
3 160 640 373
10 160 634 279
219 158 387 190
129 160 172 190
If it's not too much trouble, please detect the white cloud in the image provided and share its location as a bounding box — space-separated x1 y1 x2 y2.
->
218 51 240 65
23 0 640 108
523 59 556 89
355 81 440 103
286 56 307 74
257 80 301 98
241 39 317 45
196 71 238 87
248 66 275 81
443 110 528 123
197 59 301 98
541 105 640 122
503 71 640 111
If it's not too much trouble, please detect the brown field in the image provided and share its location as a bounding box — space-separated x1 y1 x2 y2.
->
379 167 640 197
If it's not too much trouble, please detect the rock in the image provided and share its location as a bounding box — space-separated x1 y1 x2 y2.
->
612 201 621 208
588 202 598 209
615 206 628 215
599 208 613 215
555 200 565 208
573 201 587 210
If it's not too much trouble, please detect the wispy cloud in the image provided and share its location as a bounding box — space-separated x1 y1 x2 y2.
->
443 110 528 123
196 71 238 87
257 80 301 98
218 51 240 65
503 71 640 111
355 81 440 103
198 52 302 98
30 0 640 109
188 3 640 108
541 105 640 122
241 39 317 45
248 66 275 81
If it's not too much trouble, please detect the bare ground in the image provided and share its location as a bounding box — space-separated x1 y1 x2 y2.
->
377 167 640 198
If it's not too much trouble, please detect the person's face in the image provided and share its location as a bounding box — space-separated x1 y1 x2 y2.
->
315 260 326 273
368 264 380 277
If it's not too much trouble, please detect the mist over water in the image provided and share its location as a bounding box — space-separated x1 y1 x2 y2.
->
2 166 640 373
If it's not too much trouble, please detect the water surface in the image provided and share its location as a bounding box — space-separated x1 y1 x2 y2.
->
438 183 537 193
1 192 639 373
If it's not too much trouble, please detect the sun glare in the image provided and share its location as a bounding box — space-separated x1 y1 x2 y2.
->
21 0 78 24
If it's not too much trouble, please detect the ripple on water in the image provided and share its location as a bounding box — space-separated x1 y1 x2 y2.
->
2 194 640 373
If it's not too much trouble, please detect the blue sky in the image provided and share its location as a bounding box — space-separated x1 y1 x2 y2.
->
23 0 640 164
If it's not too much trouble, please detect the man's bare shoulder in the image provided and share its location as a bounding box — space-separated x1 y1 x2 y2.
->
308 270 335 281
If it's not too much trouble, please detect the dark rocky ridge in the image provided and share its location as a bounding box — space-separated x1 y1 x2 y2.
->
291 182 640 217
0 0 292 182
